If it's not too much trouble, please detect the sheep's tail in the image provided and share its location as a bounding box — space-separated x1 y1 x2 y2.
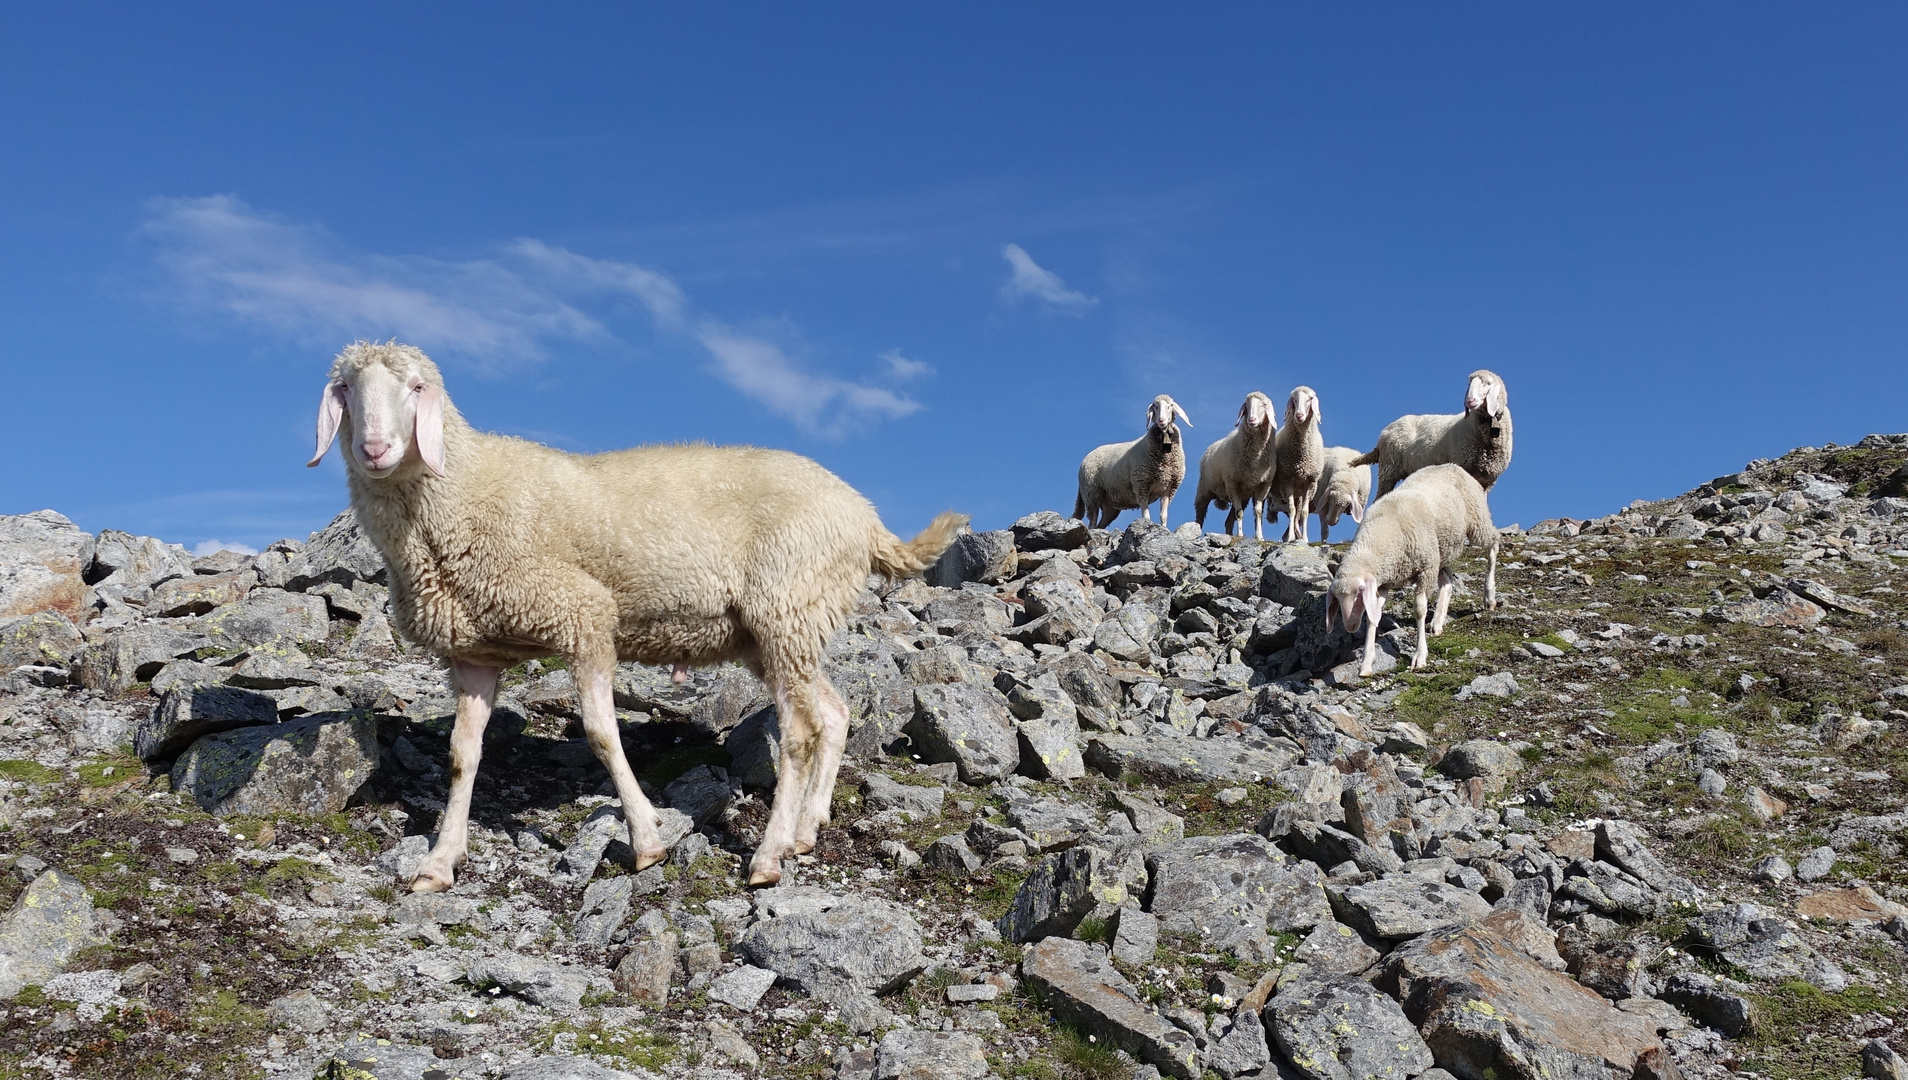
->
1349 448 1381 468
871 511 969 580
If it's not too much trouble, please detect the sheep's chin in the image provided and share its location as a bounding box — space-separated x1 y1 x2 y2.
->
356 459 402 479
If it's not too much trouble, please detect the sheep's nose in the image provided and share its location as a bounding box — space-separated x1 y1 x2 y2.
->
362 438 393 462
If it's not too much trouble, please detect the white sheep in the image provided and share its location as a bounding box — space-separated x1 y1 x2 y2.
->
1312 446 1371 544
1271 386 1324 543
1325 463 1498 677
1191 391 1278 540
1074 395 1192 530
1353 369 1513 498
308 342 964 891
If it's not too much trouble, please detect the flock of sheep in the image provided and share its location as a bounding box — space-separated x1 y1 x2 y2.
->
1074 370 1514 676
306 341 1514 895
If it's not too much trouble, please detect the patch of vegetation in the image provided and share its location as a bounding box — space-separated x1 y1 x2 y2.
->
77 750 145 788
1739 981 1907 1080
1052 1021 1126 1080
1073 915 1112 944
1178 780 1289 837
0 759 55 784
534 1020 678 1070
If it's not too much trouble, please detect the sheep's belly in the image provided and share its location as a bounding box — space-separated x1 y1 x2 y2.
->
613 613 752 667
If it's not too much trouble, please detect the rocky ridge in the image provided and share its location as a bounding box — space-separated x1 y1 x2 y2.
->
0 434 1904 1079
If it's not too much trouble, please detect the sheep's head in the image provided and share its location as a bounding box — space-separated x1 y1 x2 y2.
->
1285 386 1320 427
1325 573 1379 635
1145 394 1192 434
1464 370 1507 420
1238 391 1275 433
308 341 449 480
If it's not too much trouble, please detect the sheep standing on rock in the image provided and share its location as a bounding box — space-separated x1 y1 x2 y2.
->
1325 463 1498 677
1312 446 1371 544
308 342 964 891
1353 369 1513 498
1074 395 1192 529
1271 386 1324 543
1192 391 1278 541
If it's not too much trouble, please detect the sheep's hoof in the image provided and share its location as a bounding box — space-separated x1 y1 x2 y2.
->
792 838 816 855
746 860 783 888
633 846 668 871
409 870 454 893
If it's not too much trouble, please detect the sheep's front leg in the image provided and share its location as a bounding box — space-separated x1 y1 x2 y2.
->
1159 495 1172 530
1357 604 1382 678
1411 588 1430 669
750 679 823 886
1253 498 1265 542
1432 576 1454 636
793 678 851 852
578 660 669 871
1297 493 1313 544
412 660 498 893
1485 541 1499 610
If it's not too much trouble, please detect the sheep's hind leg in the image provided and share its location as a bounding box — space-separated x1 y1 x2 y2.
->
793 677 851 852
412 660 498 893
578 658 669 871
750 675 823 887
1432 571 1454 636
1412 587 1430 669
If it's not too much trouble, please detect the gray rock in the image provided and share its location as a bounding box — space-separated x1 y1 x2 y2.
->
612 932 677 1002
725 705 780 791
1206 1009 1271 1079
663 764 736 827
872 1029 992 1080
1012 512 1091 553
170 712 379 816
1017 579 1104 645
1112 908 1159 964
552 805 694 887
1330 875 1493 941
135 683 280 761
267 988 330 1033
1594 821 1701 902
1269 971 1433 1080
997 845 1131 942
707 964 779 1010
1684 903 1847 991
1085 732 1296 785
1438 739 1524 792
223 642 320 690
1005 798 1098 851
464 952 601 1009
200 588 330 650
1115 793 1185 847
1454 672 1520 701
1292 919 1381 976
372 835 431 881
751 885 842 920
1795 845 1837 882
1862 1039 1907 1080
149 570 256 618
929 530 1017 588
86 529 193 592
313 1036 460 1080
908 682 1020 783
1146 833 1330 960
0 870 106 1000
1282 820 1404 878
574 876 637 946
1707 587 1824 628
0 611 82 675
1259 545 1334 607
1020 937 1200 1080
499 1057 655 1080
0 510 92 623
280 510 388 591
389 892 480 926
925 834 982 875
739 895 926 1006
73 624 209 693
1015 713 1086 781
1658 971 1753 1037
861 774 946 819
1753 855 1793 884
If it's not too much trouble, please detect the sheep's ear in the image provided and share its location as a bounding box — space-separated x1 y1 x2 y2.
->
416 383 447 477
1359 580 1380 631
308 382 346 467
1171 401 1192 428
1349 491 1366 524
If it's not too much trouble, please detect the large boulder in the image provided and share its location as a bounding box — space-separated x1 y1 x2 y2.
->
738 895 926 1007
928 530 1016 588
148 571 257 618
1269 969 1434 1080
135 683 280 762
170 712 380 816
1012 512 1091 552
0 511 92 620
1021 937 1200 1080
277 510 388 591
1145 834 1330 961
1259 544 1334 607
0 610 83 675
907 683 1020 784
996 845 1131 943
871 1029 992 1080
826 632 916 758
1085 732 1296 786
200 589 331 650
1683 903 1847 991
73 624 210 693
1329 875 1493 941
0 870 108 1000
1378 909 1662 1080
84 530 193 593
1438 740 1525 793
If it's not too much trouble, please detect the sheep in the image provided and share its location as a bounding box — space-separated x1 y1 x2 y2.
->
1074 395 1192 530
1353 369 1512 498
1324 463 1498 677
1312 446 1371 544
1191 391 1278 540
1270 386 1324 543
307 342 964 891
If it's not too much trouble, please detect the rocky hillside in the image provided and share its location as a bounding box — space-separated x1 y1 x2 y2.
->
1 435 1906 1080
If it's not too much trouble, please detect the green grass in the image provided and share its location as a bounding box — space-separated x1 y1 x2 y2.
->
533 1020 679 1070
1052 1022 1127 1080
0 759 56 784
1073 915 1112 944
1740 981 1908 1080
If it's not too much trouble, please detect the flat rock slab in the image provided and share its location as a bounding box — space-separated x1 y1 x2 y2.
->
1269 971 1433 1080
170 711 379 817
0 871 106 1000
1146 833 1329 961
1795 886 1908 924
1004 797 1098 851
872 1029 992 1080
464 953 603 1010
1684 903 1848 991
498 1057 659 1080
1330 875 1492 941
200 588 330 648
135 683 280 762
1379 909 1661 1080
908 682 1020 783
739 896 925 1006
1084 732 1296 786
1020 937 1200 1080
708 964 778 1011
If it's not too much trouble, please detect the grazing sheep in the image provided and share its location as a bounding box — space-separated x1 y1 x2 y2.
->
1074 395 1192 529
1324 463 1498 677
1192 391 1278 540
1271 386 1324 543
308 342 964 891
1353 369 1513 498
1312 446 1371 544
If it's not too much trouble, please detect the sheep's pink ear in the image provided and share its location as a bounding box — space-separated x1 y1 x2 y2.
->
1349 492 1366 524
308 383 346 467
416 384 447 477
1358 580 1380 631
1171 401 1192 427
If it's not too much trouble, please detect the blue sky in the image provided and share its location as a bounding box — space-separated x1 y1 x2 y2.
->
3 6 1905 553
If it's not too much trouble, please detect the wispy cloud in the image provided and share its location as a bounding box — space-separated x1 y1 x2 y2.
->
191 539 259 557
1000 243 1097 313
143 194 919 435
880 349 934 380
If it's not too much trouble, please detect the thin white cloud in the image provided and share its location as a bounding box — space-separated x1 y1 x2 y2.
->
880 349 934 380
191 539 259 557
1000 242 1096 313
143 195 918 435
698 325 920 437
